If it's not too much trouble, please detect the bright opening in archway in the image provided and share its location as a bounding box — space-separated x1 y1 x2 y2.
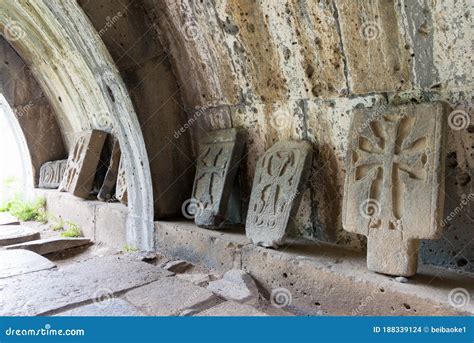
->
0 93 33 204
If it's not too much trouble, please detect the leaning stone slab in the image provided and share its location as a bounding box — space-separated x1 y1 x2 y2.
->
38 159 68 189
124 277 220 316
98 138 121 201
115 156 128 205
343 103 446 276
55 298 145 317
0 250 55 279
59 130 108 198
192 128 245 228
0 255 172 316
0 225 40 246
207 269 259 305
5 237 91 255
0 212 19 226
196 301 268 316
246 140 313 247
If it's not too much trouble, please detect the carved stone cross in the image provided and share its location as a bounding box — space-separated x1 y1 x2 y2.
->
246 140 313 248
192 128 245 228
343 103 446 276
59 130 107 199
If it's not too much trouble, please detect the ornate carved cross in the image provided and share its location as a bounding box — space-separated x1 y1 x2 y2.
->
343 104 445 276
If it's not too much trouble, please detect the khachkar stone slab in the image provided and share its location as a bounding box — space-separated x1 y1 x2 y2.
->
246 141 313 248
0 225 40 246
191 128 245 228
59 130 107 198
116 156 128 205
343 103 446 277
0 250 56 279
98 138 121 201
38 159 68 189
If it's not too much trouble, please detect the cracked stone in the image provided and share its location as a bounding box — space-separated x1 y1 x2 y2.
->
207 269 259 304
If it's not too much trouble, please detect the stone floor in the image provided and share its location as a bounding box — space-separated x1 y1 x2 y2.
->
0 218 289 316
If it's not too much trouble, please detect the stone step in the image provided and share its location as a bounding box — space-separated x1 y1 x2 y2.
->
6 237 91 255
0 213 20 226
0 250 56 279
55 298 145 317
0 225 40 246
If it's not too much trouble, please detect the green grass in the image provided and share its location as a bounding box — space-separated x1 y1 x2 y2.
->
60 222 82 238
0 196 47 222
122 245 139 253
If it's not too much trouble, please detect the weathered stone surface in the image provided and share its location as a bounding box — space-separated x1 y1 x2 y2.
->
98 138 121 201
0 212 19 226
5 237 91 255
246 141 313 247
161 260 192 274
177 273 211 287
0 256 172 316
335 0 410 94
192 128 245 228
196 301 267 317
343 103 446 276
115 156 128 205
38 159 68 189
0 225 40 246
55 298 145 317
0 250 55 279
124 277 220 316
59 130 108 198
207 269 259 305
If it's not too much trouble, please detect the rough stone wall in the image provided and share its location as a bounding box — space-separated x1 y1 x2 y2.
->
0 37 66 185
146 0 472 271
78 0 195 219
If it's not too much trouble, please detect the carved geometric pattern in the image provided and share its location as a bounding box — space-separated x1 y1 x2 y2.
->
59 130 107 199
246 140 313 248
38 159 68 189
192 128 245 228
342 103 446 276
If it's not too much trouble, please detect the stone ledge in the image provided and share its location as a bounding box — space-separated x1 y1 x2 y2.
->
35 189 128 250
155 221 474 316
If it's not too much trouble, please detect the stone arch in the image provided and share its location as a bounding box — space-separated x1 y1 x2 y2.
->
0 0 154 250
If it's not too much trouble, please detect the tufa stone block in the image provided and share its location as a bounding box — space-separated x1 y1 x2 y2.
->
59 130 107 199
38 159 68 189
246 141 313 248
342 103 446 277
191 128 245 228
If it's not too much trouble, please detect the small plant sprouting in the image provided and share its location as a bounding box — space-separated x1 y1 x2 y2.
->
60 222 83 238
0 196 47 222
122 245 139 253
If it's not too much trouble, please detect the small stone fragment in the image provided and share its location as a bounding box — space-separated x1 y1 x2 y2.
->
161 260 192 273
177 273 211 286
207 269 259 304
395 276 409 283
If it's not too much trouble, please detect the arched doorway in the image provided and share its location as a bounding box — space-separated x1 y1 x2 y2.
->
0 0 154 250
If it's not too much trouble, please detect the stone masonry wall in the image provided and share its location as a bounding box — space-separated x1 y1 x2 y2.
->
146 0 472 272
